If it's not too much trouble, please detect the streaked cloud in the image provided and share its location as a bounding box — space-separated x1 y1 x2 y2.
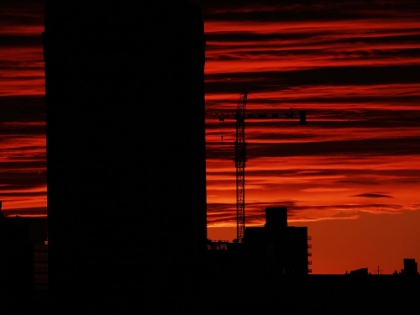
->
0 0 419 273
0 96 45 216
204 0 420 230
353 193 393 198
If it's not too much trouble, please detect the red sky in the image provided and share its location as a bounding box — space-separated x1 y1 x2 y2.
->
200 0 420 274
1 0 420 274
0 1 46 216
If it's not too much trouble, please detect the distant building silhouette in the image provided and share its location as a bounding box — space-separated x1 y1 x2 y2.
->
349 267 369 276
401 258 419 276
206 207 310 276
43 0 206 297
244 207 310 275
207 239 230 251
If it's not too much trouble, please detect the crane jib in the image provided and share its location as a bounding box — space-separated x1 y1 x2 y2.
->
210 91 306 243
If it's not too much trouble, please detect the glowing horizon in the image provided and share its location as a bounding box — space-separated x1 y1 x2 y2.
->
0 0 419 274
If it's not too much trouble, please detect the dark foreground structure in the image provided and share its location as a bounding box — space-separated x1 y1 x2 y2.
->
206 207 310 278
0 203 48 291
43 0 206 302
33 1 420 313
244 207 310 275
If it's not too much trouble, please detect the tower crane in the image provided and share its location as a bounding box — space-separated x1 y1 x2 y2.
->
235 92 247 243
206 92 305 243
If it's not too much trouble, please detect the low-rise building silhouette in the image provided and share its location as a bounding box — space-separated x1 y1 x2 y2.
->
206 207 310 276
349 267 369 276
401 258 419 276
244 207 310 275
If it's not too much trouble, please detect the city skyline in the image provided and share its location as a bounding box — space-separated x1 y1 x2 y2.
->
0 0 419 274
201 0 420 274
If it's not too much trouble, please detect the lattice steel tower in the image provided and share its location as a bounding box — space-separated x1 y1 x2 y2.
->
235 92 248 243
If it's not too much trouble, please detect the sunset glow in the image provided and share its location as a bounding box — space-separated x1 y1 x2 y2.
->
1 0 419 273
202 0 420 273
0 1 46 217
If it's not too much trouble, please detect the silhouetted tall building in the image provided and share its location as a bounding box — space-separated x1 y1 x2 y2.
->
43 0 206 296
0 202 48 291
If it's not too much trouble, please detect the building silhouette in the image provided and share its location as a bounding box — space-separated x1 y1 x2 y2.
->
43 0 206 298
401 258 419 276
39 1 420 312
349 267 369 276
0 201 48 290
244 207 310 275
206 207 310 277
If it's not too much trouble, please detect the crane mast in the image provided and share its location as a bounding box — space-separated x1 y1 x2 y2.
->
206 92 304 243
235 92 247 243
